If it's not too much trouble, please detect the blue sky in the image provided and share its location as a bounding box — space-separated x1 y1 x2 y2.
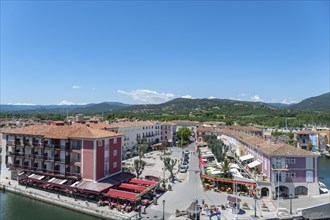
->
1 0 329 105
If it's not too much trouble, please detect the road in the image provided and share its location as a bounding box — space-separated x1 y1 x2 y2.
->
141 142 265 219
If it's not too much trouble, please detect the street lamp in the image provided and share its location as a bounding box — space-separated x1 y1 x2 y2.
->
254 188 260 218
162 167 166 188
289 194 292 215
162 199 165 220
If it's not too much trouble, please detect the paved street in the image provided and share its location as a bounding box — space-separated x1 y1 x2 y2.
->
141 143 276 220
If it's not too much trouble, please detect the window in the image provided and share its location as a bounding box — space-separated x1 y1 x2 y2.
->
98 140 102 146
113 138 117 144
291 172 296 178
113 162 117 168
290 159 296 164
105 163 109 175
113 150 117 156
306 171 313 182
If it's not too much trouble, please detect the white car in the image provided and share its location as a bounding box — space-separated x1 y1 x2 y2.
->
179 166 187 173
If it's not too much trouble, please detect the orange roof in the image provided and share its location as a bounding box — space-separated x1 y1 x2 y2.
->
196 126 315 157
295 130 317 135
108 121 159 128
4 124 121 139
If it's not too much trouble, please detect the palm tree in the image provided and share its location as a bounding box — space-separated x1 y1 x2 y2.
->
220 158 231 178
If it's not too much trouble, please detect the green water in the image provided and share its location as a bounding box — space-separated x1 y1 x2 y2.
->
0 191 103 220
318 155 330 189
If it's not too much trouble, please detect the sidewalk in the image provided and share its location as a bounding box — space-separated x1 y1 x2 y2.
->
0 177 138 220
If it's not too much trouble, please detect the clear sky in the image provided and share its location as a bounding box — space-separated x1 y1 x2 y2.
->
1 0 329 105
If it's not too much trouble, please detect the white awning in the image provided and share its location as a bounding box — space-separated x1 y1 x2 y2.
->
210 170 222 175
239 154 254 161
248 160 261 168
230 163 240 169
202 153 215 158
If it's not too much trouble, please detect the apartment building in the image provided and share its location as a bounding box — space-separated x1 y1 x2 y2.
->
160 122 176 145
1 123 123 182
196 126 320 197
88 121 162 159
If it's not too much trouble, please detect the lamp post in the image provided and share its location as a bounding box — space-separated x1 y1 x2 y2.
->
289 194 292 215
235 181 238 219
254 188 260 218
162 199 165 220
162 167 166 188
277 169 280 210
254 194 257 217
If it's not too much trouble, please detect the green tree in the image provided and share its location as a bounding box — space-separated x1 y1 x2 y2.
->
161 141 169 155
163 157 177 182
136 137 148 159
204 135 228 162
177 126 191 147
220 158 231 178
134 159 146 179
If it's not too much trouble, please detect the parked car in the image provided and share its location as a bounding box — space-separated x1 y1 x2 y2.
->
181 163 189 170
179 166 187 173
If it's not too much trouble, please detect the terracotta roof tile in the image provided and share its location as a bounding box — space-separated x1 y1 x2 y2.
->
196 126 315 157
4 124 121 139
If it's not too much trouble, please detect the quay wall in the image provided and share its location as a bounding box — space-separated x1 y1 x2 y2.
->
0 182 137 220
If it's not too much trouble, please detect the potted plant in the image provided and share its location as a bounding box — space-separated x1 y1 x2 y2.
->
175 209 181 217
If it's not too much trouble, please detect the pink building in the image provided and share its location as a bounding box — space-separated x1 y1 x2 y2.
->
2 123 123 182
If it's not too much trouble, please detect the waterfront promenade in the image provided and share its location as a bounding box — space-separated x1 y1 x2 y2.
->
0 177 138 220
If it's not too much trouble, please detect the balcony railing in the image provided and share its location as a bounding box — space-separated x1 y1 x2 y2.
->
272 164 288 170
44 156 54 161
34 155 45 160
44 144 55 149
71 145 81 150
7 140 16 146
33 142 44 148
24 141 32 147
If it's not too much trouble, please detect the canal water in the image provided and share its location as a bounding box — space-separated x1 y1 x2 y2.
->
318 155 330 189
0 190 102 220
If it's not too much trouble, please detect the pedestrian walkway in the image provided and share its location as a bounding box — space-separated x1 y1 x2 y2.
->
0 177 137 220
261 197 277 212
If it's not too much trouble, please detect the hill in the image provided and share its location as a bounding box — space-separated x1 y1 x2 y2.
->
71 102 130 113
289 92 330 112
0 102 130 114
121 98 273 115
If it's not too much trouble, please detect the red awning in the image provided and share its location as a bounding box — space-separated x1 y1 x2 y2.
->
106 189 139 201
129 178 157 186
119 183 147 193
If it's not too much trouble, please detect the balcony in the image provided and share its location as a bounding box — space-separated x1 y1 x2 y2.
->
44 156 54 162
71 145 81 151
34 155 45 160
272 164 289 170
65 172 81 180
15 141 24 147
71 161 81 167
33 142 44 148
44 144 55 150
24 141 32 147
7 140 16 146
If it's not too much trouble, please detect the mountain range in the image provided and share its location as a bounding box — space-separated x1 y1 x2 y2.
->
0 92 329 114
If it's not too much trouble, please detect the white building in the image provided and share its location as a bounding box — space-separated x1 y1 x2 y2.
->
161 122 176 146
97 121 162 159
